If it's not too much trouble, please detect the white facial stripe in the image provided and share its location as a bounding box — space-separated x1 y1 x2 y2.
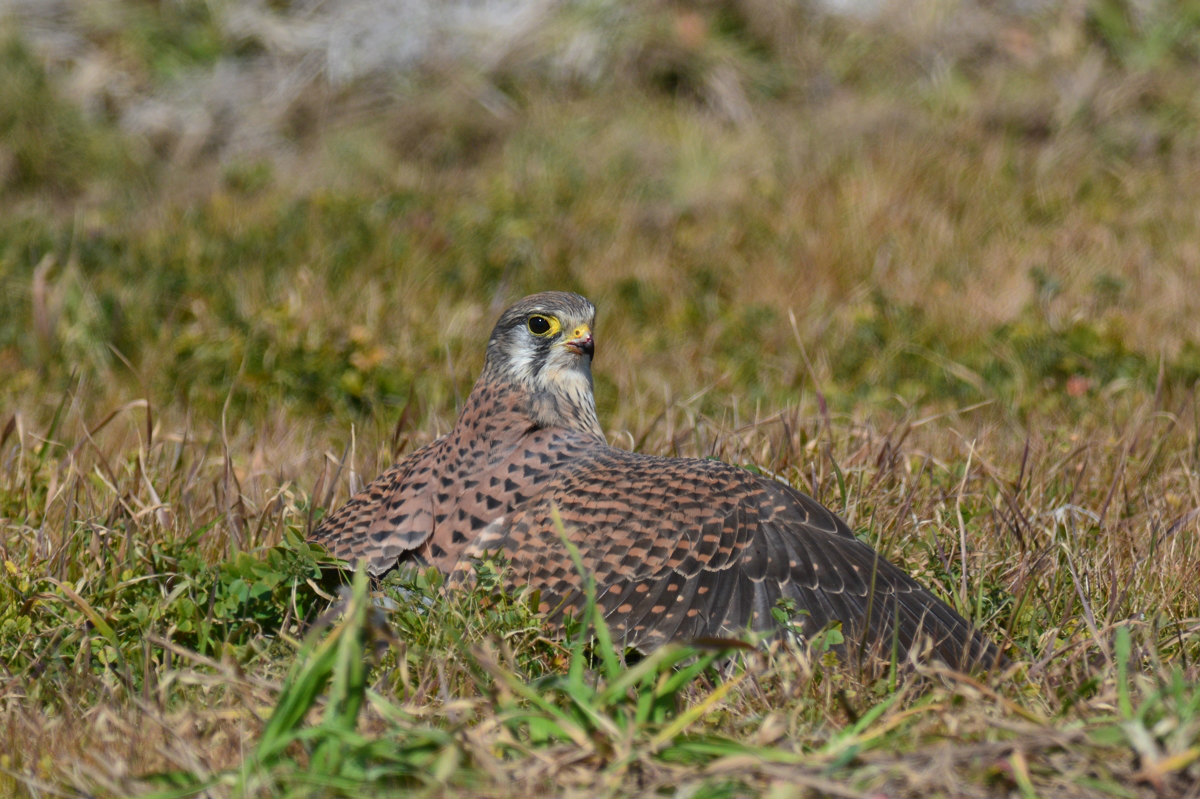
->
505 334 538 384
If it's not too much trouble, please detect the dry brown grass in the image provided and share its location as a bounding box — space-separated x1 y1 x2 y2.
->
3 1 1200 796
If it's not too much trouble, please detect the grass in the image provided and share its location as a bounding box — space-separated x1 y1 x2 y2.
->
3 0 1200 795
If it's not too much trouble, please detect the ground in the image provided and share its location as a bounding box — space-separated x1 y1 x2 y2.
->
1 1 1199 796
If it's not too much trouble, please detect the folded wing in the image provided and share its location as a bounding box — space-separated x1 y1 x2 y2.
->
452 448 999 668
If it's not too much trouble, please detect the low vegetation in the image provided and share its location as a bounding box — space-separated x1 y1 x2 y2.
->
2 1 1199 795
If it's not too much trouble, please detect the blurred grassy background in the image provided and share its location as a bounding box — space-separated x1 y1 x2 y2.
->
5 0 1200 431
3 1 1200 795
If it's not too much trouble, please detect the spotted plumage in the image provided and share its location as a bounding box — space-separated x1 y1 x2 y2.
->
311 291 1001 668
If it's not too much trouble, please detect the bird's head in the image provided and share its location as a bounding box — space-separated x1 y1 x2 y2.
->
481 291 602 436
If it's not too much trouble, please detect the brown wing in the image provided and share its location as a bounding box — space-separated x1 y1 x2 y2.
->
452 448 1000 669
310 441 441 574
310 424 605 574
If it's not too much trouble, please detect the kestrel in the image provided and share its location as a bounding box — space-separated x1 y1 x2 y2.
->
311 291 1001 668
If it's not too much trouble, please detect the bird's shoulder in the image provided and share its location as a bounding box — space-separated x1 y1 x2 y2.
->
537 444 854 540
309 437 447 573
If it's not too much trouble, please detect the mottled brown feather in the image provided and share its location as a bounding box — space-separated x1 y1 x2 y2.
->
310 291 1002 669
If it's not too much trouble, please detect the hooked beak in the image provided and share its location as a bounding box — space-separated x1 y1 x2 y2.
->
563 324 594 358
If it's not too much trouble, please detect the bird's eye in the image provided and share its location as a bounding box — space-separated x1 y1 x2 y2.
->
527 314 557 336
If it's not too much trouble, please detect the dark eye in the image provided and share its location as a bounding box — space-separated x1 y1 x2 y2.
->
527 315 553 335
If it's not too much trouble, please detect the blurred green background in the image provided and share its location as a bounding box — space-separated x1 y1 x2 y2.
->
4 0 1200 434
